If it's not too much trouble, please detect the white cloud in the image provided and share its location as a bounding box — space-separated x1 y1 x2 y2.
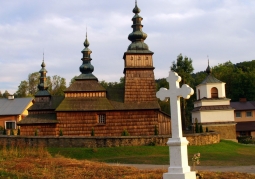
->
0 0 255 94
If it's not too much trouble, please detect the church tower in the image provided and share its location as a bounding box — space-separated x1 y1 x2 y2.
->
123 1 157 103
34 57 51 103
192 61 236 140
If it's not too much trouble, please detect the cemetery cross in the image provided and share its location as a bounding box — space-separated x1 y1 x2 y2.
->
156 70 196 179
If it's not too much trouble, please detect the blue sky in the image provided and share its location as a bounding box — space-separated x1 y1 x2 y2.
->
0 0 255 94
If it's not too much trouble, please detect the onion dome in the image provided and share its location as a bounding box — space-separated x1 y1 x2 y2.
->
76 32 97 80
206 60 212 74
126 1 152 53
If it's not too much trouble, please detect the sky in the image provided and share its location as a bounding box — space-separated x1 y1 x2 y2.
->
0 0 255 94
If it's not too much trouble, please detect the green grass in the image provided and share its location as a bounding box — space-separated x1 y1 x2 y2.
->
48 140 255 166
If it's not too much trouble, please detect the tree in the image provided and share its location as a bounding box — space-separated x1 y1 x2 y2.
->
16 80 29 97
171 54 194 131
50 75 66 96
28 72 40 96
0 91 3 98
3 90 10 98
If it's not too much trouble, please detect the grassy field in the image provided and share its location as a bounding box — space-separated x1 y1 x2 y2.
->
0 140 255 178
48 140 255 166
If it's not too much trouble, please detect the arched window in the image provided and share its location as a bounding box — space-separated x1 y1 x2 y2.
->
211 87 218 98
198 89 201 100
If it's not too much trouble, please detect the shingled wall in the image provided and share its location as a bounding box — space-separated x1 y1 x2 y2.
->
57 110 170 136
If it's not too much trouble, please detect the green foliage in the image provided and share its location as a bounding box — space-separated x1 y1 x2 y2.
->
200 124 203 133
195 122 199 133
154 125 159 135
35 129 38 136
17 128 20 135
91 128 95 136
48 140 255 166
59 129 63 136
121 129 130 136
16 72 66 97
171 54 194 130
10 129 14 135
0 126 3 131
100 77 125 89
3 90 10 98
3 127 6 135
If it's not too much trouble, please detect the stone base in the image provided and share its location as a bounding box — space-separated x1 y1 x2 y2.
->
163 171 196 179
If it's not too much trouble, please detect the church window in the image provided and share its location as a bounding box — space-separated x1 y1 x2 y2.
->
98 114 106 124
246 111 252 117
235 112 241 118
211 87 218 98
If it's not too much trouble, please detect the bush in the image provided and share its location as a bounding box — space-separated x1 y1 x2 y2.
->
195 122 199 133
154 125 159 135
3 128 6 135
91 128 95 136
59 129 63 136
121 129 130 136
200 124 203 133
237 136 255 144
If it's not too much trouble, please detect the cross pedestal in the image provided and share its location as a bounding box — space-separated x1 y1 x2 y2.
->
156 71 196 179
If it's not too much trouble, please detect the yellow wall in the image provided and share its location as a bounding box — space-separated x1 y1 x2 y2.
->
234 110 255 122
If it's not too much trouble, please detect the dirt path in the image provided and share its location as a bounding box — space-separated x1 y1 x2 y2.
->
110 164 255 174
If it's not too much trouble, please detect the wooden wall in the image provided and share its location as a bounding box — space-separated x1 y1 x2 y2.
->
20 124 57 136
56 110 170 136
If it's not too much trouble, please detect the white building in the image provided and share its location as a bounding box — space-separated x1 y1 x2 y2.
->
192 62 236 140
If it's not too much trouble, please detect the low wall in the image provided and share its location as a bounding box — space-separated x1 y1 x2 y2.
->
0 132 220 148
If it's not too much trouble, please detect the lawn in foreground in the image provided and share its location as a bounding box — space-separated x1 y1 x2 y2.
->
48 140 255 166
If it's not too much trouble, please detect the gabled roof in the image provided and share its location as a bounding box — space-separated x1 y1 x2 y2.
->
230 101 255 111
0 97 33 115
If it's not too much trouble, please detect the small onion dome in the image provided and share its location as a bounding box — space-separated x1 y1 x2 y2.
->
133 2 141 14
206 64 212 74
41 60 46 68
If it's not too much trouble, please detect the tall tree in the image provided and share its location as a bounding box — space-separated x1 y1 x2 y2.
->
16 80 29 97
0 91 2 98
28 72 40 96
171 54 194 130
50 75 66 96
3 90 10 98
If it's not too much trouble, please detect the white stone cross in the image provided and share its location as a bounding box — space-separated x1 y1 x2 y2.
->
156 71 196 179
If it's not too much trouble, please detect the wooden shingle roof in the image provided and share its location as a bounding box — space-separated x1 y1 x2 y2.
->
18 113 58 124
65 80 106 92
28 96 64 111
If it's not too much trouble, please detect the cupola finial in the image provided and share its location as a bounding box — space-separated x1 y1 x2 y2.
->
206 55 212 74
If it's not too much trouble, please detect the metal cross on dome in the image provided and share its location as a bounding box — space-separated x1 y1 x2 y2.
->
156 71 194 138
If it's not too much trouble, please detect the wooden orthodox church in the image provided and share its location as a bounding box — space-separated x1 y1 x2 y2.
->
18 2 171 136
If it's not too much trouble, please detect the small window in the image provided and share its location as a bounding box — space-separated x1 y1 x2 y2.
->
5 121 16 129
246 111 252 117
235 112 241 118
211 87 218 98
98 114 106 124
